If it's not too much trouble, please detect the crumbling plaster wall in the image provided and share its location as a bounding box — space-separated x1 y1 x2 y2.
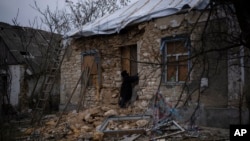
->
60 10 243 117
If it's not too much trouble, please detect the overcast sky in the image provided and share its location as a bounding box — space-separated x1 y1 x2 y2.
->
0 0 135 31
0 0 73 27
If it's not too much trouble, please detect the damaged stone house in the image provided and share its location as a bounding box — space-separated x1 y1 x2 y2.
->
0 22 61 117
61 0 249 128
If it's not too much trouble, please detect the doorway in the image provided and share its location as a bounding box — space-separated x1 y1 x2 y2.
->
121 45 138 76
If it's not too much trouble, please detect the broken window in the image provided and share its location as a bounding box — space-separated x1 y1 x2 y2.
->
161 36 190 84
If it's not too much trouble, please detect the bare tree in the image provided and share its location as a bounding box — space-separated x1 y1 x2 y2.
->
66 0 130 28
31 0 130 34
32 1 71 35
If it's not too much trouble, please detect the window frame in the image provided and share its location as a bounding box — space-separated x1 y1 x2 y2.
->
161 35 191 84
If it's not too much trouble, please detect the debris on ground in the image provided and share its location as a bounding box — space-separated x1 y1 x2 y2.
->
2 105 229 141
0 91 229 140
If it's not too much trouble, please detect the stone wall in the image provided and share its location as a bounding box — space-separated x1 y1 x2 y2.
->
60 47 82 106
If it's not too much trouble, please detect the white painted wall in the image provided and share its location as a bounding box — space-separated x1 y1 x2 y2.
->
9 65 25 106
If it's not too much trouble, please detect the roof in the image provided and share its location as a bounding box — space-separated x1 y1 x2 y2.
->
0 22 61 74
66 0 209 38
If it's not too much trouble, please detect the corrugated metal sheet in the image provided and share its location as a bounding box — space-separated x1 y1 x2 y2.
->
66 0 209 38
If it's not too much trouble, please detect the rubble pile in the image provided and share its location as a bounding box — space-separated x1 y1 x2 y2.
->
12 105 230 141
9 91 229 141
27 107 127 140
17 106 147 140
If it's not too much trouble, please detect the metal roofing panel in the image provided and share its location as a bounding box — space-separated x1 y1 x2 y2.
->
66 0 209 38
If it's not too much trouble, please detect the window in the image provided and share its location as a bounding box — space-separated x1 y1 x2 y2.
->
20 51 34 59
161 36 190 84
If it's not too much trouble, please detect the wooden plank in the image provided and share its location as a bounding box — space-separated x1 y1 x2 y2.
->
82 55 97 74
